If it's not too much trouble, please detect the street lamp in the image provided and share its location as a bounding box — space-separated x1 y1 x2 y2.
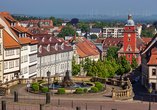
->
148 83 152 110
47 71 50 92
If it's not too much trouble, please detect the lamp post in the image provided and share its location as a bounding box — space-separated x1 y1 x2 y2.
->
27 80 30 103
47 71 50 92
148 83 152 110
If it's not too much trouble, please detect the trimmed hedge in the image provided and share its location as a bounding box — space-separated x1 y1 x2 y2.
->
76 88 84 94
58 88 66 94
96 84 103 90
94 82 101 86
91 87 98 93
54 80 59 82
85 80 91 83
32 82 39 86
41 87 48 93
84 88 88 93
39 80 46 84
32 85 39 91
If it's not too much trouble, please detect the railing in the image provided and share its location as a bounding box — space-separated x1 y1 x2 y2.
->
92 77 134 100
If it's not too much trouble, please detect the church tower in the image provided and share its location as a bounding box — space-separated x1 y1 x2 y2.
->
118 13 141 65
123 13 136 53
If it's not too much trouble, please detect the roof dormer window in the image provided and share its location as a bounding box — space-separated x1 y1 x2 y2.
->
22 33 24 38
47 44 50 52
42 37 44 42
14 22 16 26
108 40 110 42
39 45 42 53
49 37 52 41
25 33 26 37
61 43 64 50
113 41 115 42
11 23 13 27
55 43 58 51
19 34 21 38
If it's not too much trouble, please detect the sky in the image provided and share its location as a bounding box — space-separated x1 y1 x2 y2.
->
1 0 157 16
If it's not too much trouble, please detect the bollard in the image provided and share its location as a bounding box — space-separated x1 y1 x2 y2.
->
141 97 143 103
86 103 87 110
111 109 117 110
76 107 81 110
153 97 155 104
2 101 6 110
46 92 50 104
14 91 18 102
58 99 60 106
72 101 73 108
100 106 102 110
40 104 44 110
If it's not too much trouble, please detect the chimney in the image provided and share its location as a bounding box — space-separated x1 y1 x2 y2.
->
74 34 76 40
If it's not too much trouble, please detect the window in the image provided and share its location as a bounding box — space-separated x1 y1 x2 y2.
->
135 55 138 58
15 60 19 67
128 55 130 58
128 38 131 41
9 61 14 69
152 83 156 90
128 60 130 64
0 29 1 38
152 69 156 75
0 44 1 55
0 63 1 71
4 62 8 69
128 49 130 51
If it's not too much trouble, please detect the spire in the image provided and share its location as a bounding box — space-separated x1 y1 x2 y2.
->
74 34 76 40
128 9 132 20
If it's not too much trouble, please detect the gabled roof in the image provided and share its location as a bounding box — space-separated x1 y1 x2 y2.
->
3 30 21 48
146 27 156 31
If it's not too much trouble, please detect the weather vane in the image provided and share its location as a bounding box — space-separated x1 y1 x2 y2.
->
129 9 131 14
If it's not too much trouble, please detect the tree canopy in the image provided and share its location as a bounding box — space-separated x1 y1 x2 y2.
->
107 46 120 59
116 55 131 77
131 56 138 69
72 57 81 76
91 34 98 39
58 26 78 38
141 29 156 38
76 21 90 32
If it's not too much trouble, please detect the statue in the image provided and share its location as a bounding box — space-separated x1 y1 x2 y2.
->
81 80 86 86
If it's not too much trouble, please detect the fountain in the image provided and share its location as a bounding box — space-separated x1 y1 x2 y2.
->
60 70 75 87
41 70 94 93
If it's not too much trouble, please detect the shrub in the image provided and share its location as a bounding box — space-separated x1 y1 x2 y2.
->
32 85 39 91
32 82 39 86
39 80 46 84
85 80 91 83
54 80 59 82
41 87 48 93
96 84 103 90
94 82 101 86
58 88 66 94
84 88 88 93
91 87 98 93
76 88 84 94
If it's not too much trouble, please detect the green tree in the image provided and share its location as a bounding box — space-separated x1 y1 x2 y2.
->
54 18 63 26
37 21 40 28
142 24 147 30
82 57 92 72
72 57 81 76
91 34 98 39
76 21 90 32
107 46 120 59
58 26 78 39
131 56 138 69
116 55 131 78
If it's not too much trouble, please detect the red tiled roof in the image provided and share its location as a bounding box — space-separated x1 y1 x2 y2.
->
147 54 157 65
141 37 152 44
95 39 104 43
99 33 103 38
103 38 123 47
3 30 21 48
0 24 4 28
89 23 96 26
